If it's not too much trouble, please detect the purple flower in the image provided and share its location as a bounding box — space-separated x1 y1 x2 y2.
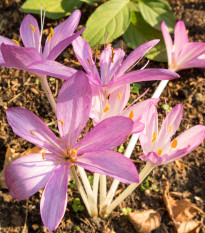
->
139 103 205 166
5 71 139 231
0 10 83 78
161 20 205 72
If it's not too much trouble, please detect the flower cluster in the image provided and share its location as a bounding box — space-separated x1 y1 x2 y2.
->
1 10 205 232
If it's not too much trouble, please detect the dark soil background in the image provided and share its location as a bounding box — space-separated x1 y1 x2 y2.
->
0 0 204 232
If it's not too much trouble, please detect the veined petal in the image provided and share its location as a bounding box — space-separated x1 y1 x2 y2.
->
5 153 58 200
174 21 189 59
57 71 92 149
20 14 40 51
110 69 179 88
1 44 42 71
6 108 63 155
161 21 173 65
28 60 77 80
40 163 70 232
179 54 205 70
140 152 166 166
116 39 159 77
72 36 100 83
100 46 125 85
75 150 139 183
76 116 133 154
132 122 144 134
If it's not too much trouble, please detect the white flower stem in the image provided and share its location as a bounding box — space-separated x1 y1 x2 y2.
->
101 163 154 218
70 168 92 216
93 173 100 204
77 167 98 217
100 175 106 209
100 79 169 215
38 74 57 114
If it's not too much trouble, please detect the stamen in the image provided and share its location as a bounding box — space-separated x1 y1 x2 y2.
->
118 92 121 100
70 164 76 170
59 138 62 143
12 39 20 46
48 33 51 43
169 125 172 132
111 47 115 63
58 120 64 125
30 130 35 135
30 24 35 33
104 105 110 113
121 40 123 50
171 139 177 148
42 152 45 160
157 149 162 156
152 132 157 143
87 58 91 66
50 27 54 37
128 111 134 119
71 148 77 154
186 29 189 34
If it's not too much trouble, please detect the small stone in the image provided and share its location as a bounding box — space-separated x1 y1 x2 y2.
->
32 224 39 230
194 93 205 105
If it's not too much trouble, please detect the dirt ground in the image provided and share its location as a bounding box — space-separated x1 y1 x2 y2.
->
0 0 204 232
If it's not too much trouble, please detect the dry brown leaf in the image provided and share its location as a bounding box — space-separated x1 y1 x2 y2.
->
128 209 161 233
0 145 43 189
163 180 204 233
175 159 185 170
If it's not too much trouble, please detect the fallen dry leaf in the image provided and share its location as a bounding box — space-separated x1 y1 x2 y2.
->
128 209 161 233
0 145 43 189
175 159 185 170
163 180 204 233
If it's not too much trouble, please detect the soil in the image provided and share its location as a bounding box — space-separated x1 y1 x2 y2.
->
0 0 204 232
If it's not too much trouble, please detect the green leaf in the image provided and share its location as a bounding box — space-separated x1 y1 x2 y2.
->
123 11 167 62
88 175 94 186
75 226 80 231
78 205 85 211
35 79 39 85
72 204 79 212
21 0 82 20
49 77 55 82
70 180 76 189
83 0 131 48
162 104 172 112
122 207 132 215
73 198 81 206
128 1 139 11
140 186 146 192
80 0 99 5
138 0 176 32
128 97 134 104
130 83 141 93
118 144 124 153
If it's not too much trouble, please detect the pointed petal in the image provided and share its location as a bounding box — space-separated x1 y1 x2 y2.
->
6 108 63 155
140 152 165 166
72 36 100 84
57 71 92 148
76 116 133 154
40 163 70 232
100 46 125 85
5 153 58 200
174 21 189 59
116 39 159 76
75 150 139 183
28 60 77 80
110 69 179 88
20 14 40 51
180 54 205 69
161 21 173 65
157 104 183 146
1 44 41 70
132 122 144 134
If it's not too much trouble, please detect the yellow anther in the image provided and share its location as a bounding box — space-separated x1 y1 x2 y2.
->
118 92 121 100
157 149 162 156
87 58 91 66
30 130 35 135
186 29 189 34
169 125 172 132
171 139 178 148
104 105 110 113
48 33 51 43
152 132 157 143
70 164 76 170
58 120 64 125
30 24 35 33
121 40 123 50
71 149 77 154
50 27 54 37
111 47 115 63
42 152 45 160
59 138 62 143
128 110 134 119
12 39 20 46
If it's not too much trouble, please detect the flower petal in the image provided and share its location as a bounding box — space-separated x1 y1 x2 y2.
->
116 39 159 77
161 21 173 65
140 152 165 166
28 59 77 80
179 54 205 69
132 122 145 134
57 71 92 148
174 21 189 59
6 108 63 155
76 116 133 154
1 44 42 71
20 14 40 51
5 153 58 200
75 150 139 183
40 163 70 232
110 69 179 88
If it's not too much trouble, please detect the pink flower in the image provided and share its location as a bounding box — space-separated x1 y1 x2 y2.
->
161 20 205 72
5 71 139 231
139 103 205 166
0 10 83 78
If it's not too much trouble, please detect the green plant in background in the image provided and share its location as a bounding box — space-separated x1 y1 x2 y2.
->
162 103 173 112
140 176 159 192
122 207 132 215
130 83 141 94
72 198 85 213
88 175 94 187
70 179 76 189
21 0 175 61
